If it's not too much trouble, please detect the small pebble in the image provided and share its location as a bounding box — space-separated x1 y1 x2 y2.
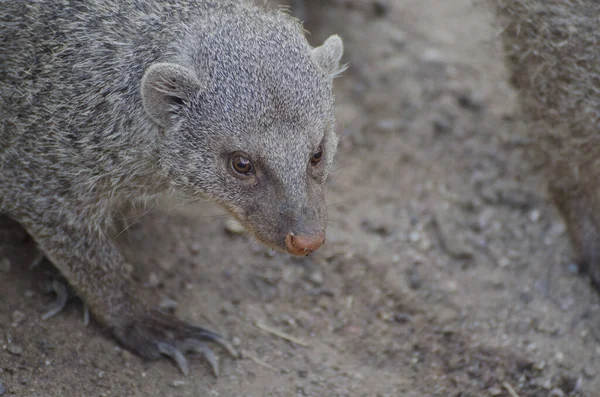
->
282 266 303 284
567 263 580 274
487 387 502 396
408 231 420 243
583 365 595 379
548 388 564 397
534 360 546 370
148 273 160 288
457 91 484 112
189 242 202 254
529 209 540 222
421 48 444 65
224 218 245 235
394 312 412 323
519 291 533 304
407 268 421 290
309 270 324 285
24 289 35 298
159 298 178 311
121 349 133 362
172 380 186 388
432 114 452 133
445 280 458 293
7 344 23 356
0 258 11 273
376 119 400 132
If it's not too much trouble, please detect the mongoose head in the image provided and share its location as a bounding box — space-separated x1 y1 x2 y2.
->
141 11 344 256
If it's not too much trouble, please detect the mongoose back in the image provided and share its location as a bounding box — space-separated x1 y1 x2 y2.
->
0 0 344 375
493 0 600 290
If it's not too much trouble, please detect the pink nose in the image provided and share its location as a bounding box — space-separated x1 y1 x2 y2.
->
285 232 325 256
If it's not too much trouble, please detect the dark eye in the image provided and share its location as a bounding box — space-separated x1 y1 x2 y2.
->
310 147 323 166
230 155 254 176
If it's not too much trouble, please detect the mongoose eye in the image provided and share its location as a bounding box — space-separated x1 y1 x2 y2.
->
310 147 323 166
230 155 254 176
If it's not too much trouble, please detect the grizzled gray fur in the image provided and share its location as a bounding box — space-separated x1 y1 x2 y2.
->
492 0 600 290
0 0 344 375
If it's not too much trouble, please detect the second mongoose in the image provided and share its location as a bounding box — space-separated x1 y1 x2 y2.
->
493 0 600 290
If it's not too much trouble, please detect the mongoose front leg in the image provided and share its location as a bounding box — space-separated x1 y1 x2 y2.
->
550 184 600 290
15 210 237 376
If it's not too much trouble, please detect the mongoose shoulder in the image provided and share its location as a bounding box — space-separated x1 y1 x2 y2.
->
0 0 345 375
493 0 600 289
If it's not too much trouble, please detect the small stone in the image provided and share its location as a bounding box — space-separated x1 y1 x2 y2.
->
548 388 564 397
583 365 595 379
7 344 23 355
309 270 324 285
498 257 511 268
282 266 303 284
24 289 34 298
172 380 185 388
567 263 580 274
224 218 245 235
519 291 533 304
534 360 546 371
421 48 444 65
432 114 452 133
159 298 178 311
488 387 502 396
148 273 160 287
434 203 473 259
542 379 552 389
384 267 406 298
394 312 412 323
408 231 420 243
11 310 25 324
376 119 400 132
190 242 202 254
232 337 241 347
445 280 458 293
0 258 11 273
554 352 564 364
377 310 394 321
121 349 133 362
124 262 134 275
407 268 421 290
529 209 541 222
457 91 484 112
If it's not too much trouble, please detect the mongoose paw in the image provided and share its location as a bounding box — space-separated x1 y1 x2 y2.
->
115 311 238 376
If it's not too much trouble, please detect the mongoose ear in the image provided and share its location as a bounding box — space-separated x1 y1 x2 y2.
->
141 63 203 128
311 35 346 78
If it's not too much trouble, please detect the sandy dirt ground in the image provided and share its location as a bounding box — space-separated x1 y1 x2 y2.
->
1 0 599 396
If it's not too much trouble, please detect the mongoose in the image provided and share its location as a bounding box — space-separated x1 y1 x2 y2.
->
493 0 600 290
0 0 344 375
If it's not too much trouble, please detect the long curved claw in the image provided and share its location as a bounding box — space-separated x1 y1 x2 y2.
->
189 326 239 359
158 343 189 376
180 339 219 377
41 279 69 320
